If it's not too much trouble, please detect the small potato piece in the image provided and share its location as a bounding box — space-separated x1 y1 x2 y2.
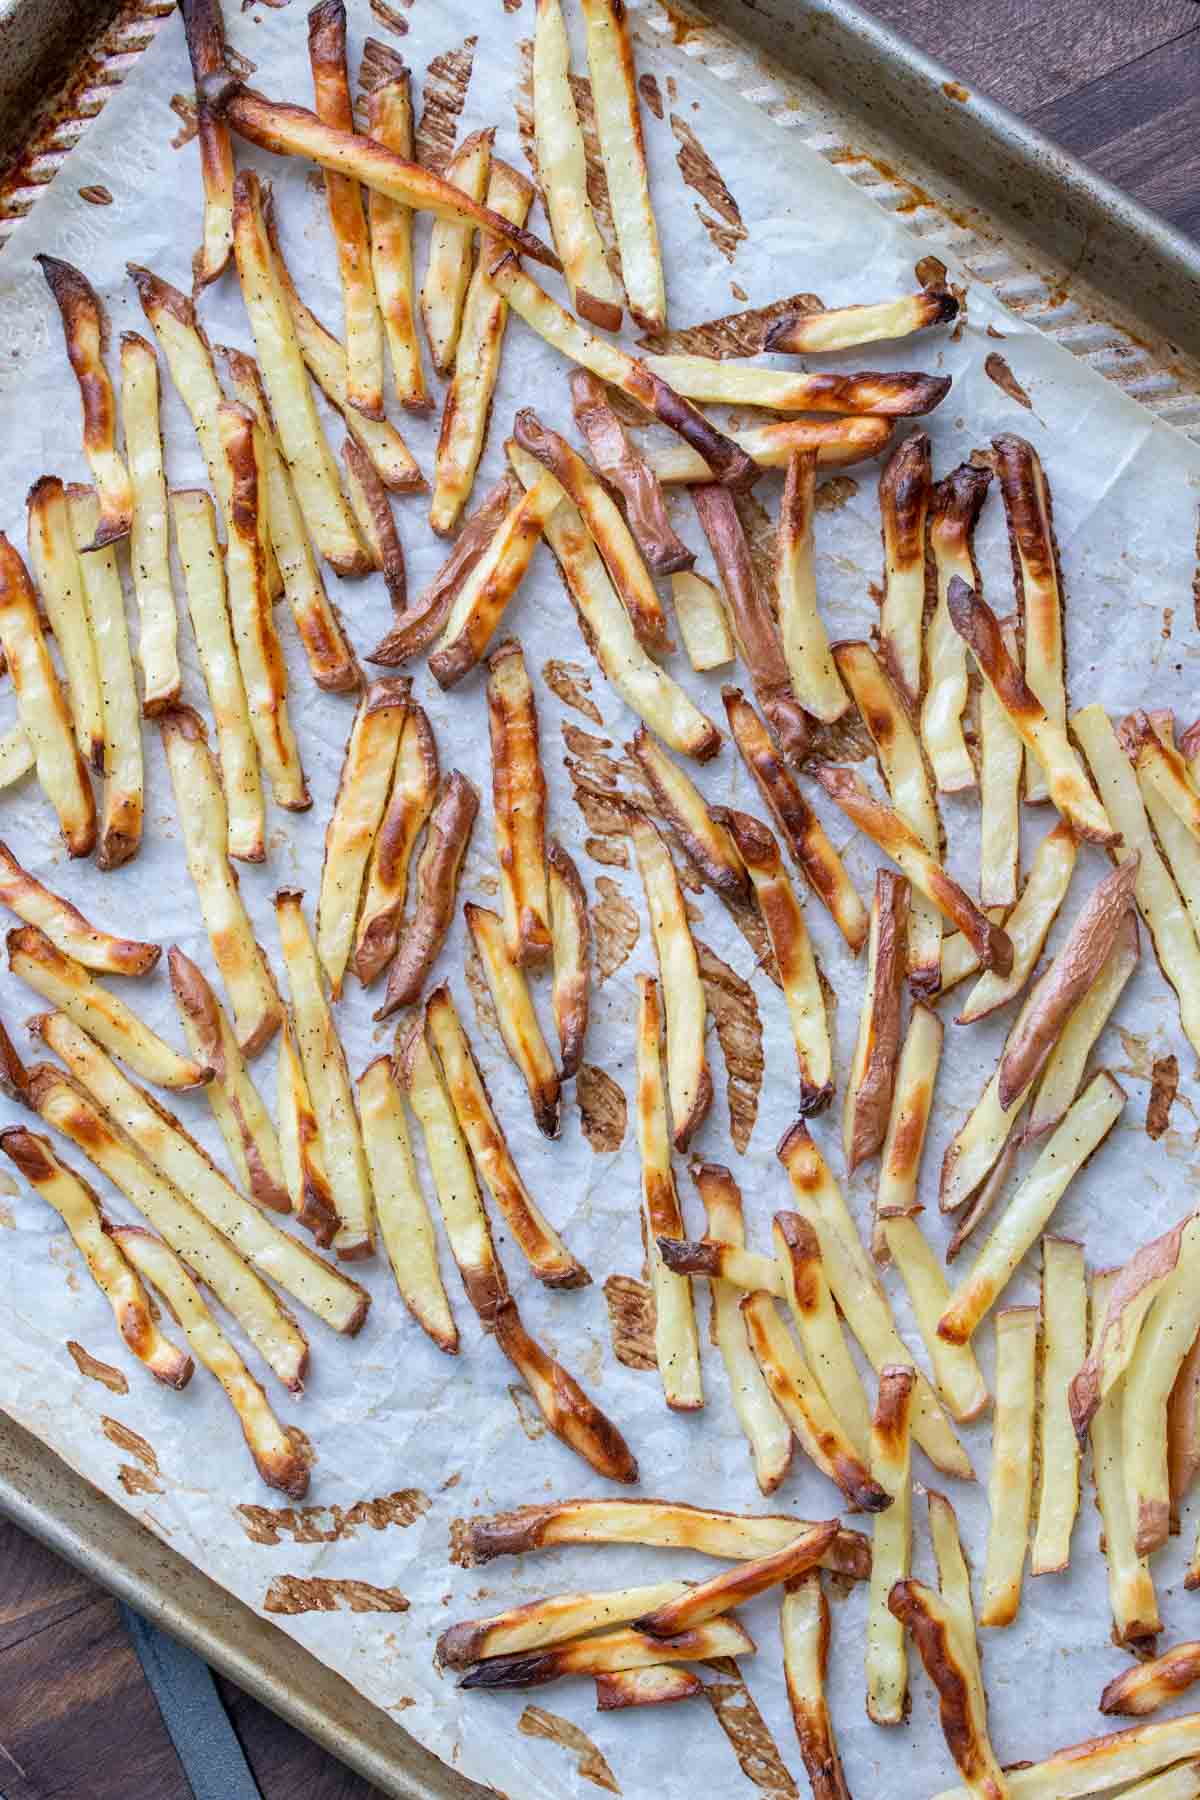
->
628 741 748 902
644 415 895 485
889 1578 1007 1800
580 0 664 330
369 476 518 666
25 475 104 771
992 435 1064 805
642 356 951 418
1032 1236 1087 1576
0 842 157 975
276 1019 339 1246
363 54 430 415
571 370 691 576
547 841 590 1080
533 0 623 329
781 1571 851 1800
341 438 406 610
428 473 560 689
867 1366 916 1726
377 772 478 1017
354 699 439 986
635 973 702 1411
923 463 990 793
957 819 1077 1024
357 1053 456 1352
843 870 909 1174
777 451 848 724
877 431 931 711
488 639 551 965
1101 1646 1200 1718
980 1305 1039 1629
420 129 492 377
36 255 132 546
671 571 733 672
635 1522 839 1638
595 1666 701 1711
766 286 958 354
118 333 181 714
317 679 408 996
464 902 560 1138
979 619 1023 908
630 812 711 1152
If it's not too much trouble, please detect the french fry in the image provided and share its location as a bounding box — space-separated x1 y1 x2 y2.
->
867 1366 916 1725
579 0 663 329
26 1065 310 1392
926 1488 982 1685
0 535 95 857
781 1571 851 1800
440 1581 688 1668
1102 1646 1200 1718
356 1053 456 1353
170 489 266 862
813 764 1013 975
316 679 408 996
378 773 478 1017
1031 1236 1086 1576
670 571 733 672
36 255 131 546
232 172 369 577
547 841 590 1081
693 483 810 763
488 640 552 965
1125 705 1200 844
489 255 755 489
600 1665 701 1709
369 475 519 665
932 1717 1200 1800
876 431 931 710
571 371 691 576
159 707 283 1056
636 1522 839 1638
923 463 990 793
644 415 895 485
508 443 722 758
178 0 235 286
0 729 33 790
723 688 867 949
957 819 1077 1024
766 286 959 354
116 335 180 714
168 948 288 1214
1073 1221 1190 1438
354 698 438 985
427 473 560 689
630 813 711 1151
778 1120 972 1478
642 356 951 417
979 620 1023 907
693 1164 792 1494
466 899 562 1138
308 0 384 419
64 487 142 870
635 973 702 1411
721 810 830 1109
657 1234 786 1298
128 266 232 513
992 435 1064 805
890 1579 1007 1800
1170 1330 1200 1528
1123 1227 1200 1557
274 890 375 1261
25 476 104 772
341 438 406 610
460 1618 753 1690
276 1017 339 1246
777 452 848 723
0 1127 192 1387
0 842 157 976
774 1212 871 1456
426 984 587 1289
1125 713 1200 948
430 160 535 537
419 129 493 376
111 1224 311 1497
834 640 942 993
495 1297 640 1483
1087 1267 1162 1646
362 49 430 414
843 870 910 1173
980 1304 1038 1628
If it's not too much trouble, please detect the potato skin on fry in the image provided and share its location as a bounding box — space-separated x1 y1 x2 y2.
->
571 371 692 576
368 476 520 667
376 772 478 1018
546 840 590 1081
843 871 910 1174
493 1297 638 1483
1100 1643 1200 1716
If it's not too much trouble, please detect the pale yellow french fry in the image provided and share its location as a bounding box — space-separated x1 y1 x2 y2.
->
867 1366 915 1725
780 1571 852 1800
980 1304 1038 1628
922 463 990 793
439 1581 687 1667
1123 1220 1200 1557
26 473 104 765
1126 711 1200 948
534 0 623 329
0 728 33 790
0 843 157 976
65 487 142 871
933 1718 1200 1800
630 811 711 1152
926 1487 981 1687
316 679 408 996
636 973 702 1411
1026 910 1138 1139
487 639 551 966
766 286 958 354
420 128 492 376
643 416 896 486
118 332 181 714
37 255 132 546
1032 1235 1086 1576
979 620 1023 906
671 571 733 672
957 819 1077 1024
465 902 560 1139
547 840 590 1080
580 0 663 330
778 451 847 723
276 1018 338 1247
642 355 950 417
992 435 1064 805
363 52 430 415
773 1211 871 1457
1088 1267 1162 1647
357 1053 456 1352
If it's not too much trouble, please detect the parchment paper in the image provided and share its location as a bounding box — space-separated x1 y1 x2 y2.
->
0 2 1199 1795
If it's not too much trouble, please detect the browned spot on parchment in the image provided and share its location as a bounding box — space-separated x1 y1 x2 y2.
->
236 1489 431 1546
984 352 1034 412
590 878 639 984
0 1201 13 1229
638 71 663 118
474 871 499 895
118 1464 162 1497
370 0 411 28
578 1064 627 1152
0 1171 16 1195
78 185 112 206
735 491 778 603
416 36 477 172
696 942 762 1155
67 1341 127 1393
465 932 503 1046
586 836 628 869
603 1274 656 1369
169 94 198 148
563 723 614 763
637 292 822 359
986 323 1006 340
102 1417 158 1472
915 254 947 289
508 1384 546 1441
702 1657 799 1796
1147 1055 1180 1142
670 114 745 262
543 658 603 727
503 0 521 11
264 1576 409 1616
516 43 620 282
815 476 859 514
518 1707 620 1795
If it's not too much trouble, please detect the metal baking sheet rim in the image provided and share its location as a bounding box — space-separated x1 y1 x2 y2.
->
0 2 1197 1798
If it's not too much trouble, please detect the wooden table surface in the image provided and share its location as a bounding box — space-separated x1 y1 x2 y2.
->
3 3 1198 1798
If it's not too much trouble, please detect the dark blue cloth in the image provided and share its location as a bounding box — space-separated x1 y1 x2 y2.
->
119 1603 262 1800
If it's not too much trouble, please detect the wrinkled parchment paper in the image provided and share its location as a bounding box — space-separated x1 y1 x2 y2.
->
1 2 1200 1794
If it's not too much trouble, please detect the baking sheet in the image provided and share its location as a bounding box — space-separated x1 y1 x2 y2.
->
0 2 1199 1796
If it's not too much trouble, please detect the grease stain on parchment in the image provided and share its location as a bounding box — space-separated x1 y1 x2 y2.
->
264 1575 409 1615
416 36 477 172
577 1064 627 1152
236 1489 431 1545
518 1706 620 1795
696 941 762 1154
670 113 746 262
67 1341 127 1393
602 1274 656 1369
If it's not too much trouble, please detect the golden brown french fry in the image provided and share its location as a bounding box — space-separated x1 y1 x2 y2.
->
867 1366 916 1725
1032 1235 1086 1576
36 256 131 546
341 438 406 610
112 1224 311 1497
876 431 931 710
571 371 691 575
992 435 1064 805
488 639 551 965
579 0 662 328
1101 1647 1200 1718
505 1297 639 1482
594 1666 706 1708
724 688 867 950
957 819 1076 1024
64 487 142 871
635 973 702 1411
533 0 622 327
774 1212 871 1455
980 1303 1038 1628
356 1053 456 1353
0 842 157 976
179 0 235 287
643 351 952 414
547 841 590 1081
1087 1267 1162 1646
934 1718 1200 1800
630 812 711 1151
889 1578 1006 1800
465 901 560 1138
276 1017 338 1247
419 129 493 376
428 473 560 689
369 475 518 665
0 1126 192 1388
316 679 408 996
926 1488 982 1690
0 535 95 857
377 771 477 1015
923 463 990 793
843 870 910 1174
274 890 375 1261
781 1571 852 1800
159 707 283 1057
631 731 746 901
170 489 266 862
777 452 848 723
644 415 896 485
430 159 534 537
440 1581 687 1668
128 266 231 514
25 475 104 772
1072 1221 1189 1438
362 48 429 414
636 1522 839 1638
354 698 438 985
460 1616 752 1689
117 334 181 714
766 286 958 354
671 571 734 672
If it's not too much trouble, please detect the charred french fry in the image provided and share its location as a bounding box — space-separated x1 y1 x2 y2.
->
774 1212 871 1455
630 812 711 1151
341 438 406 610
644 415 895 485
1101 1646 1200 1718
179 0 235 286
494 1298 639 1482
670 571 733 672
428 473 560 689
876 431 931 710
420 129 492 376
11 928 207 1090
426 984 587 1289
1032 1236 1086 1576
843 870 910 1173
724 689 867 950
535 0 625 324
643 356 951 418
980 1304 1038 1628
356 1054 456 1353
168 948 288 1215
767 286 958 354
0 842 157 976
777 452 848 723
637 1522 839 1638
36 256 131 546
0 1126 192 1388
117 334 181 714
923 464 990 793
0 534 95 857
274 890 375 1260
1123 1228 1200 1557
362 47 429 415
1086 1266 1162 1646
317 679 408 996
571 371 691 575
979 620 1023 908
159 707 283 1056
488 640 551 965
547 840 590 1080
781 1572 851 1800
890 1578 1006 1800
867 1366 916 1725
992 435 1064 805
369 475 519 666
958 820 1077 1024
636 974 702 1411
276 1018 338 1247
579 0 663 329
378 774 478 1017
460 1617 753 1690
440 1581 688 1668
464 902 561 1136
65 487 142 870
25 475 104 772
430 160 535 537
354 699 439 986
170 489 266 862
